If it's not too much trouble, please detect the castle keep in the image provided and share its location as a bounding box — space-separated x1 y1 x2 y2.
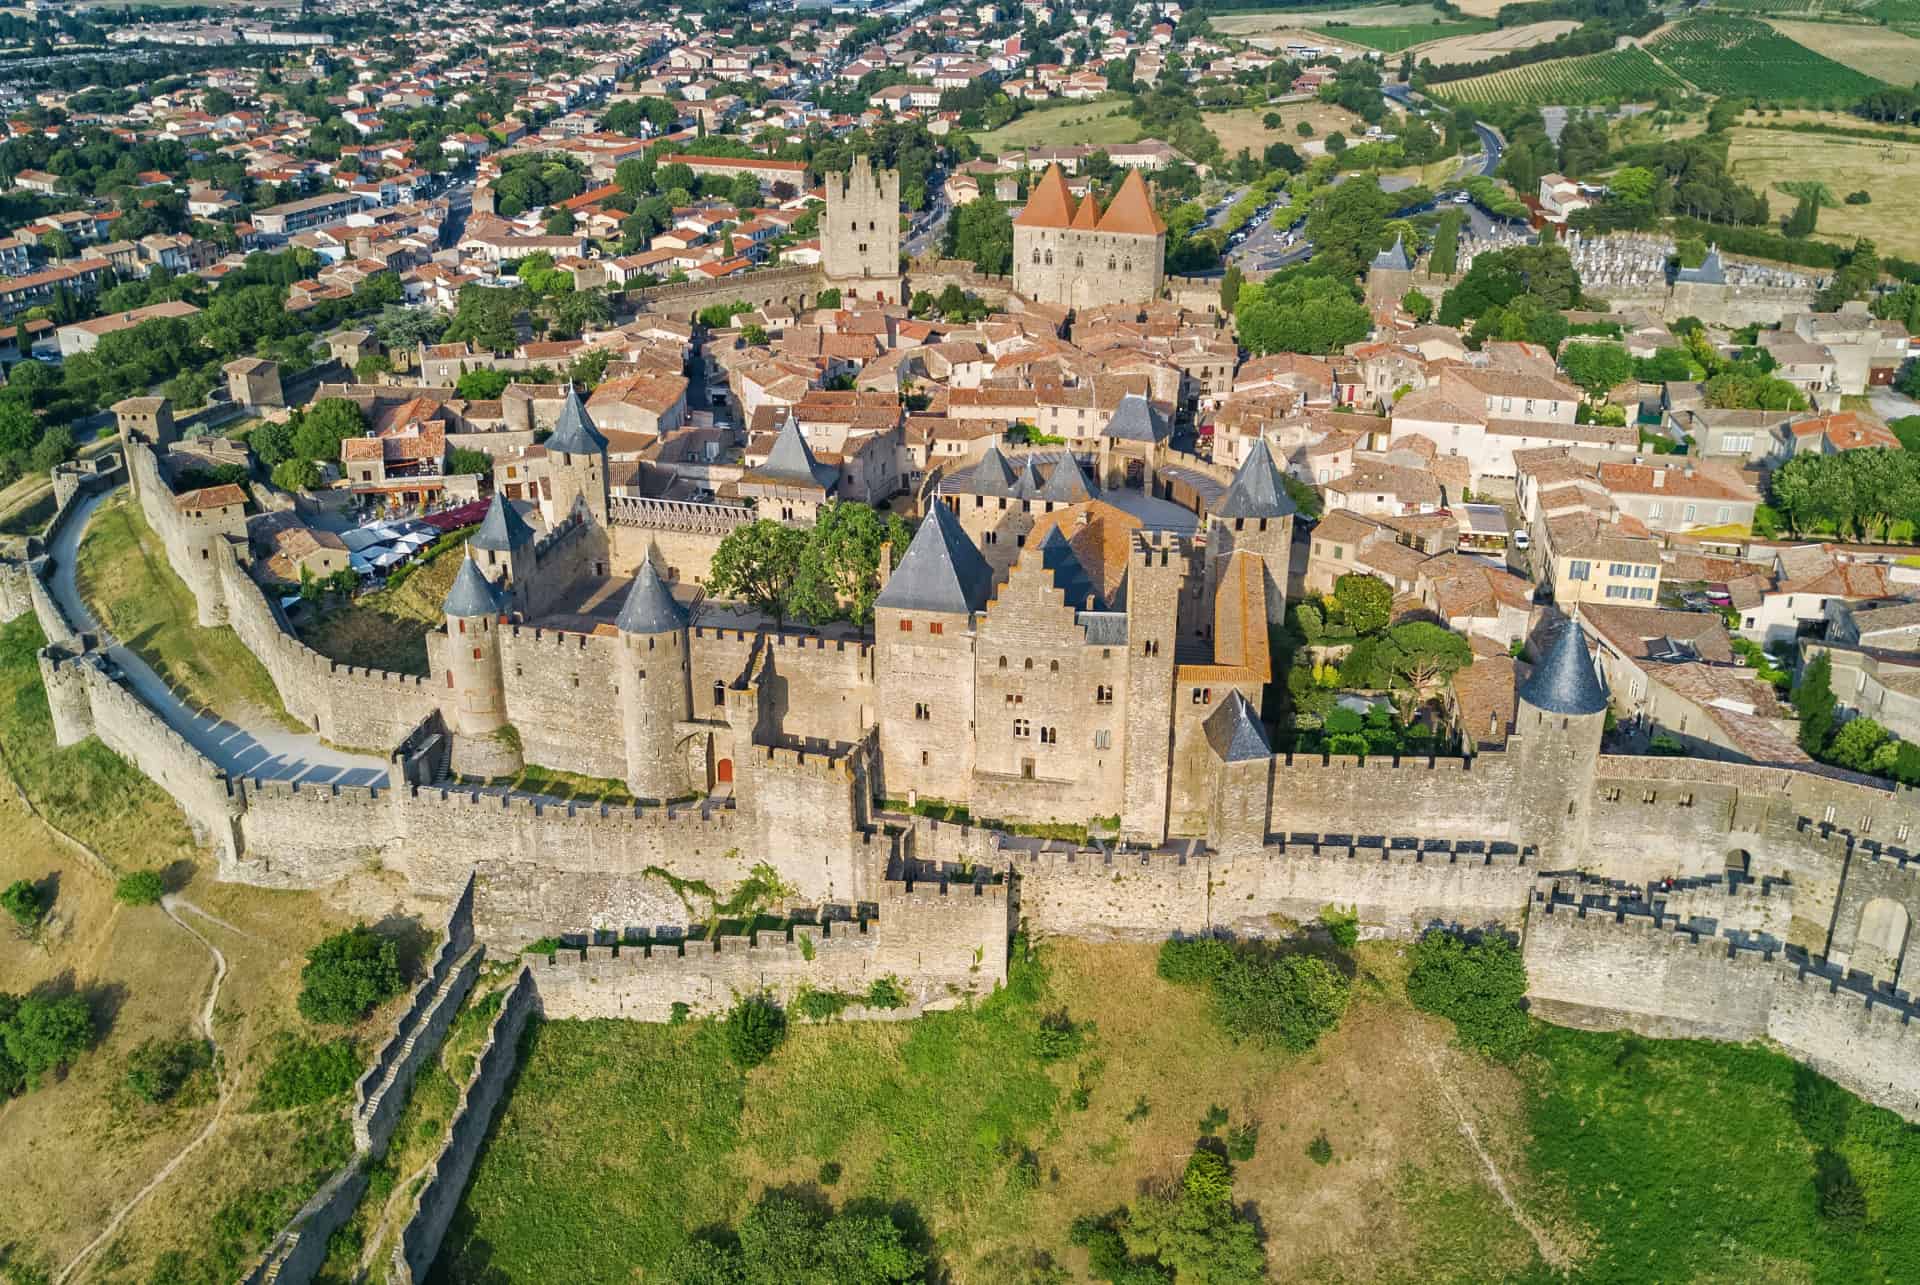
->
1012 165 1167 312
821 153 905 304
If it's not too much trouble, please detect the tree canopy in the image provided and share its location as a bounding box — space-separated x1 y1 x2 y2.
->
297 924 403 1025
1234 275 1371 357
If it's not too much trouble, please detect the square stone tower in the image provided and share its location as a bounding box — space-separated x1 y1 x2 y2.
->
823 154 904 304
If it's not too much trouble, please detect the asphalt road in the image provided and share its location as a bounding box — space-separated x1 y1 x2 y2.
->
906 185 950 257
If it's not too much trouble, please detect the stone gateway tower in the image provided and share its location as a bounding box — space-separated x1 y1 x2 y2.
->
823 154 904 304
1013 165 1166 310
442 552 522 779
1512 618 1608 862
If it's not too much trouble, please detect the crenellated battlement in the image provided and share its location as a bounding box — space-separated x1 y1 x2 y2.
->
404 785 739 827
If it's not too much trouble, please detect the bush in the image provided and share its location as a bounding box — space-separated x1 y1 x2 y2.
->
864 974 909 1010
1307 1132 1333 1165
723 993 786 1069
2 878 47 935
125 1036 209 1104
297 924 403 1025
1406 931 1532 1061
270 457 321 493
1160 937 1349 1052
1845 190 1871 205
254 1035 360 1110
1321 904 1359 949
114 870 166 906
1034 1008 1086 1062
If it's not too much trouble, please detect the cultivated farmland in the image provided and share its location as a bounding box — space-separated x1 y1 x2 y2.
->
1314 18 1498 52
1647 16 1885 98
1764 18 1920 83
1436 47 1687 104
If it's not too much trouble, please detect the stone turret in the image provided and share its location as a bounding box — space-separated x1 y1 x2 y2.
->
614 558 692 801
544 385 609 526
1512 616 1608 862
441 552 521 778
1207 437 1296 623
467 491 537 615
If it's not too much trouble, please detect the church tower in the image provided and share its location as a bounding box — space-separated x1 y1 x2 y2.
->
1512 617 1608 863
822 154 904 304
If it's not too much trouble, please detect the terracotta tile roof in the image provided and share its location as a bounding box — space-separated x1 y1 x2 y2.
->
1096 168 1166 236
173 483 246 510
1014 164 1075 229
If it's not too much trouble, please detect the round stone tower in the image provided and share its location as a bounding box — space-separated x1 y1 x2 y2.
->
614 559 692 801
1206 436 1297 624
1512 616 1609 864
442 551 522 779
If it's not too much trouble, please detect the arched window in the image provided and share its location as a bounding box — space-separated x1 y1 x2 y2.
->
999 656 1008 669
1049 660 1059 673
1032 248 1041 264
712 680 725 707
1045 250 1053 265
1107 256 1117 271
1024 658 1034 670
1075 254 1084 270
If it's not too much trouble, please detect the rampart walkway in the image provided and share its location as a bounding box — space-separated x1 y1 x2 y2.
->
49 485 387 786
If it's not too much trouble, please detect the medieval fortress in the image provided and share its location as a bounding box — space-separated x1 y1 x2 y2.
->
0 161 1917 1169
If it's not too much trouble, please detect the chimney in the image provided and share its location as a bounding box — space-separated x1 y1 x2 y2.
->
1652 471 1665 487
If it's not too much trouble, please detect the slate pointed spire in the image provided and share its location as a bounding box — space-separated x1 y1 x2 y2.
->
1517 617 1609 716
470 491 536 551
1204 690 1271 763
1037 452 1092 503
443 550 504 618
875 499 994 616
970 444 1019 496
546 382 608 456
614 559 688 635
1215 437 1296 520
757 411 836 489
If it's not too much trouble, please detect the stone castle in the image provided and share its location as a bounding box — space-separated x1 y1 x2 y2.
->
3 165 1918 1131
1012 164 1167 311
821 153 905 305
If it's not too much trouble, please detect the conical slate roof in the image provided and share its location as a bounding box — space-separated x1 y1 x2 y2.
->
1096 169 1167 236
470 491 536 551
443 552 503 618
874 500 994 616
1014 164 1076 229
614 560 688 634
755 413 836 490
968 445 1019 496
1204 691 1272 763
1215 438 1296 520
1012 453 1046 499
1037 453 1093 503
545 384 608 457
1372 232 1411 272
1104 393 1168 443
1517 618 1608 716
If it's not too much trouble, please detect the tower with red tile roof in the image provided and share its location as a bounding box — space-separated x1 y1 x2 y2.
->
1012 165 1166 310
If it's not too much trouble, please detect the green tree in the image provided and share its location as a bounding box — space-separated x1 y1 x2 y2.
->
1233 275 1370 356
1559 341 1636 401
125 1036 208 1104
1303 178 1393 281
790 501 912 631
1 993 94 1089
271 458 321 493
667 1191 929 1284
247 417 297 470
1402 287 1432 324
296 924 402 1025
1220 262 1244 315
945 195 1014 275
1826 717 1892 774
354 352 393 382
289 397 366 465
709 520 808 625
455 368 513 401
1119 1150 1266 1285
0 398 41 455
1333 572 1392 636
1406 931 1531 1061
1794 650 1838 756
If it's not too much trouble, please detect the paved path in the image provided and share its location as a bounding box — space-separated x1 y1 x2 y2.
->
49 485 388 787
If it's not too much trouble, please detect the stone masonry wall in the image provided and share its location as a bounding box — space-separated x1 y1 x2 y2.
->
531 878 1007 1021
1265 752 1518 842
389 965 539 1285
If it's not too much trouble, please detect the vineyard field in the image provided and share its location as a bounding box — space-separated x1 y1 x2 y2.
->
1434 47 1686 105
1315 18 1497 51
1647 16 1884 98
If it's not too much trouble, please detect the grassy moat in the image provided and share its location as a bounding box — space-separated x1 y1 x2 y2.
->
433 937 1920 1285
